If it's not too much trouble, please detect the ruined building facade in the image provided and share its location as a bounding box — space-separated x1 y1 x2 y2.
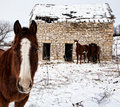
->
30 4 114 62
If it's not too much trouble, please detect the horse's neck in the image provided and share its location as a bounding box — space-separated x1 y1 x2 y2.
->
0 48 13 76
0 48 17 95
77 43 81 49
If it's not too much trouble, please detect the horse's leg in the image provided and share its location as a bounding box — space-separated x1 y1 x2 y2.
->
98 54 100 63
80 54 82 64
87 52 90 63
76 54 78 64
83 53 86 63
94 55 97 63
87 54 89 63
15 95 29 107
0 93 9 107
93 56 96 63
96 54 98 63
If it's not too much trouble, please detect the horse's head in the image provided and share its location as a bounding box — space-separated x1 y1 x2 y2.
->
89 43 97 53
12 20 38 94
74 40 78 46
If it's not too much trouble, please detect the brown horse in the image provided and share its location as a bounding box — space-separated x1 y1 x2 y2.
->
88 43 100 63
0 20 38 107
74 40 89 64
0 49 5 57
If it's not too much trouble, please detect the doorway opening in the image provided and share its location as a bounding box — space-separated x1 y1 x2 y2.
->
43 43 50 60
64 44 73 61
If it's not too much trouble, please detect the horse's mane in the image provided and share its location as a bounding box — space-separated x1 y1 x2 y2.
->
0 49 4 51
22 27 29 35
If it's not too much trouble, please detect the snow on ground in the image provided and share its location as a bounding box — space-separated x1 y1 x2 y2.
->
8 36 120 107
10 60 120 107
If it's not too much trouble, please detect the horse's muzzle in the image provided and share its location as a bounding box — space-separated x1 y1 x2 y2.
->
17 79 32 94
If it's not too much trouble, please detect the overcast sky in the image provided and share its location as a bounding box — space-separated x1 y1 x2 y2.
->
0 0 119 27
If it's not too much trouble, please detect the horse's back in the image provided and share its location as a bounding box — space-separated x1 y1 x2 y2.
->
83 45 89 51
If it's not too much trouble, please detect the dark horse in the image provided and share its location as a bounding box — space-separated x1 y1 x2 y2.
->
88 43 100 63
0 49 5 57
0 20 38 107
74 40 89 64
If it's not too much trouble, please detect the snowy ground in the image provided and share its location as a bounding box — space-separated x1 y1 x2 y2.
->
10 60 120 107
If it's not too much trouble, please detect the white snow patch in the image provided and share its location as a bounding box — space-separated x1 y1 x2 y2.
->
10 61 120 107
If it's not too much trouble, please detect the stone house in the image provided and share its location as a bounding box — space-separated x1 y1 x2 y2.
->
30 3 114 62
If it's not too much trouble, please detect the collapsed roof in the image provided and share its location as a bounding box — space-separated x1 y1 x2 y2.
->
30 3 114 23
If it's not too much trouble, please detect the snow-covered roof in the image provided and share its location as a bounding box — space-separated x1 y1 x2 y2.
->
30 3 114 23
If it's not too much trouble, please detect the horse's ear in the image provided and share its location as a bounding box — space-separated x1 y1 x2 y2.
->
29 20 37 35
14 20 22 35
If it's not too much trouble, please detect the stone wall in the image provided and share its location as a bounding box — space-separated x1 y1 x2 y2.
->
36 21 113 62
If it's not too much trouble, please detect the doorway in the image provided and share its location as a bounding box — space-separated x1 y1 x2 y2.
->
43 43 50 60
64 44 73 61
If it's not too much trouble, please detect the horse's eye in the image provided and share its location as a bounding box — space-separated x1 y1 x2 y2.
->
34 48 38 53
13 48 17 53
